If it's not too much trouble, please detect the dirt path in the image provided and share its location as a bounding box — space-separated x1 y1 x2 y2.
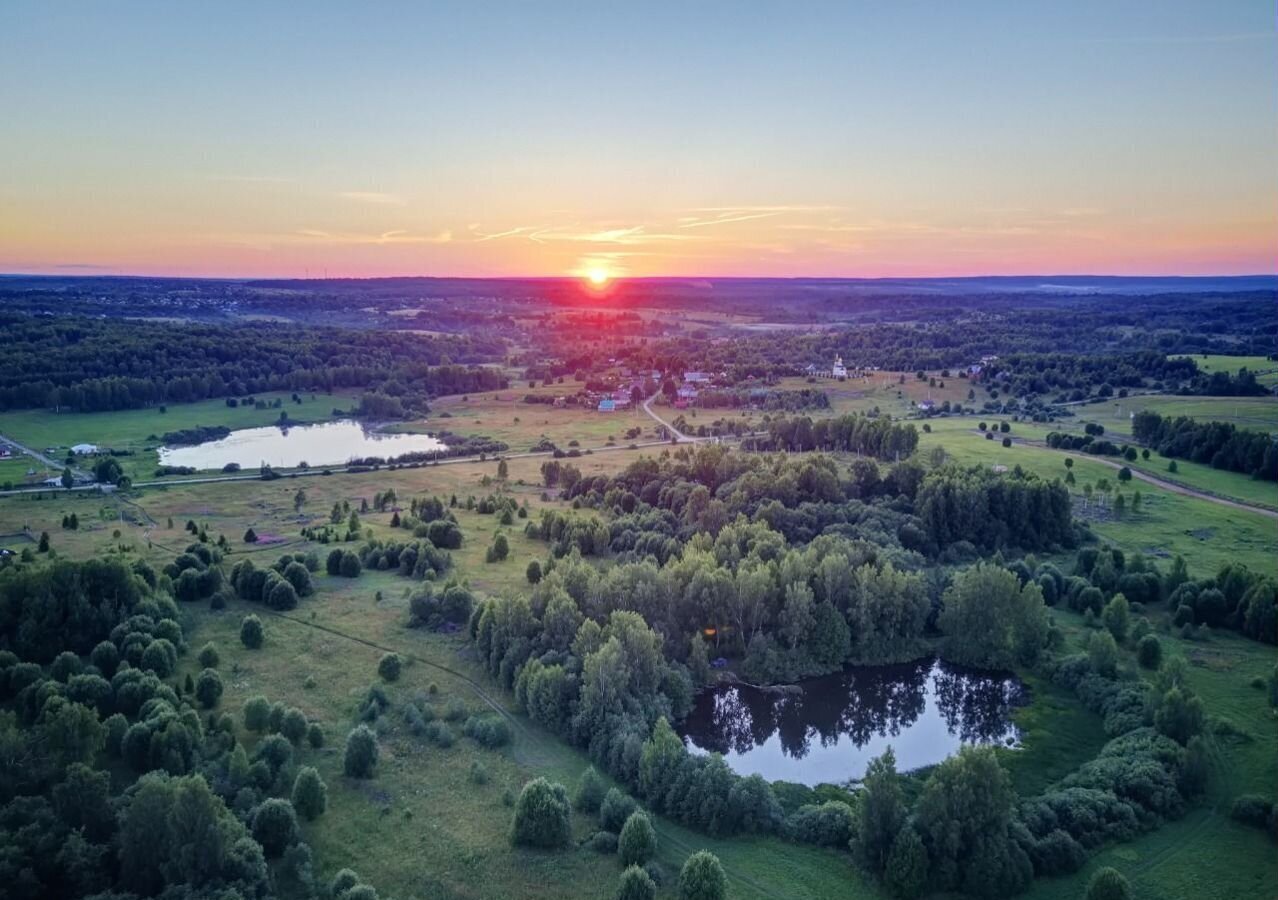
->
642 395 698 443
1003 435 1278 521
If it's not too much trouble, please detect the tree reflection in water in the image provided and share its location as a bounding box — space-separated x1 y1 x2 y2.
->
678 659 1026 785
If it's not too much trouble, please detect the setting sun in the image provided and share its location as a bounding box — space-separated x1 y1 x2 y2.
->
587 267 610 286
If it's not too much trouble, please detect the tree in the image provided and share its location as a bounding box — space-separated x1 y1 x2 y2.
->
252 798 300 858
915 747 1028 897
240 614 264 649
939 563 1048 670
526 560 542 584
378 652 402 682
195 668 224 708
1137 634 1162 669
38 530 51 552
497 459 509 480
510 777 573 849
1087 631 1120 677
243 527 258 543
1117 466 1132 483
1086 867 1132 900
600 788 640 833
884 825 928 899
678 850 728 900
618 811 657 867
617 865 657 900
1153 685 1204 744
1101 593 1130 643
858 747 905 874
61 468 73 489
575 766 607 813
281 707 308 744
292 766 328 820
344 725 379 777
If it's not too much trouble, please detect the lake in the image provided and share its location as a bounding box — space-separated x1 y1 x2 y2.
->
678 658 1026 786
157 420 448 470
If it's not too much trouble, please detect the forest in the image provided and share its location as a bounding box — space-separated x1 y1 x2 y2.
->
1130 410 1278 481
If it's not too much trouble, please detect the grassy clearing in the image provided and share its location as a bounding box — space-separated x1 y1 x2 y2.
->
915 417 1277 574
1109 394 1278 432
0 391 357 480
1170 354 1278 387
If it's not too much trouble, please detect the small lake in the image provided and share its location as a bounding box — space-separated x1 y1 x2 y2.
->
678 658 1026 786
157 420 447 470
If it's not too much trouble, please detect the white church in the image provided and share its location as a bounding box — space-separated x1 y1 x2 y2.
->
831 355 847 378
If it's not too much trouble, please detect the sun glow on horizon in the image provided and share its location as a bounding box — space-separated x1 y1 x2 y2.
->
586 267 610 286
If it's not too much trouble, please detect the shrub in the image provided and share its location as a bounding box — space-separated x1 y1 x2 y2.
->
243 695 271 732
197 641 220 668
240 614 264 649
526 560 542 584
252 798 300 858
463 714 512 749
600 788 640 834
1086 866 1132 900
281 707 308 744
255 733 294 775
444 696 468 722
344 725 379 778
425 721 455 748
194 668 224 708
469 760 490 785
588 830 619 853
307 722 325 748
619 811 657 867
1229 794 1275 830
786 801 855 846
339 551 362 578
510 777 572 849
378 652 402 682
617 865 657 900
678 851 727 900
576 766 607 813
292 766 328 820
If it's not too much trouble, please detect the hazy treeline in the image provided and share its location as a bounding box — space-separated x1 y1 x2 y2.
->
1131 410 1278 481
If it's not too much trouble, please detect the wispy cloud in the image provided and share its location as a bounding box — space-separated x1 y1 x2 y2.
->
295 228 450 245
528 225 700 245
338 191 406 206
679 211 781 229
471 224 544 242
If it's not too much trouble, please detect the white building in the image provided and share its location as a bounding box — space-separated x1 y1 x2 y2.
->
683 371 711 383
70 443 98 455
832 355 847 378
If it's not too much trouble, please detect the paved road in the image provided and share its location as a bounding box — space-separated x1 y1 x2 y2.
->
642 395 698 442
1004 434 1278 521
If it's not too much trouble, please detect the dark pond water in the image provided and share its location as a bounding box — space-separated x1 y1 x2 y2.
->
157 420 447 470
678 657 1027 786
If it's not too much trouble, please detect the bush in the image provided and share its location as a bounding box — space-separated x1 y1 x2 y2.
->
344 725 379 778
1229 794 1275 830
197 641 220 668
510 777 572 849
526 560 542 584
587 830 619 853
240 614 264 649
678 851 727 900
307 722 325 748
252 798 300 858
425 721 455 748
444 696 468 722
339 551 362 578
463 714 512 748
378 652 402 682
1137 634 1162 669
194 668 224 708
292 766 328 820
786 801 855 846
243 695 271 732
600 788 640 834
617 865 657 900
1086 866 1132 900
619 811 657 867
884 825 928 899
576 766 607 813
281 707 309 744
469 760 490 785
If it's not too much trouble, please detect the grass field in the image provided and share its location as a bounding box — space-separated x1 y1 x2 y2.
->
1089 394 1278 432
1170 354 1278 387
0 391 357 480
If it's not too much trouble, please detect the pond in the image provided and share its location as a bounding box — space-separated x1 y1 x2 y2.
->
677 658 1027 786
157 420 448 470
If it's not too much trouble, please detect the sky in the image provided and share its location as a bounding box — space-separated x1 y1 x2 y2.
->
1 1 1276 279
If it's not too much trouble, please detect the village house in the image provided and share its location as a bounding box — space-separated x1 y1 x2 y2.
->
683 371 710 383
70 443 98 455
